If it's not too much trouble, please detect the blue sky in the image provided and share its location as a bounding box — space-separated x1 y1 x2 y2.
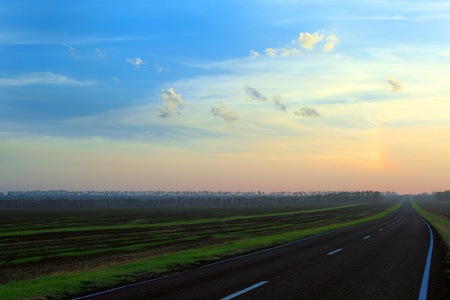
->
1 0 450 193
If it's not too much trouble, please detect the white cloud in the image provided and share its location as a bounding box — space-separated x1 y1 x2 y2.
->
323 35 339 52
245 85 268 102
386 76 404 93
254 31 335 58
126 57 145 69
0 72 95 86
250 50 260 57
273 95 287 111
158 88 184 118
63 43 79 59
264 47 301 58
265 48 278 58
211 104 239 122
155 63 169 73
94 48 106 59
294 107 322 117
112 77 120 82
298 32 324 50
279 48 301 57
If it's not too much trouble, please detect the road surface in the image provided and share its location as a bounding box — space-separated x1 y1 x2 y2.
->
76 199 435 299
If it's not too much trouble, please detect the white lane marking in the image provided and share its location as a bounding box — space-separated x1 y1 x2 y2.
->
221 281 268 300
363 235 371 240
379 228 383 231
327 248 343 255
387 224 391 227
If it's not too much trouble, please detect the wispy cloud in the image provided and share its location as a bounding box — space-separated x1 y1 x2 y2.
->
273 95 286 111
245 85 268 102
63 43 79 59
323 35 339 52
155 63 170 73
211 104 239 122
1 34 155 46
279 48 301 57
265 47 300 58
94 48 106 59
386 76 404 93
265 48 278 58
0 72 95 86
158 88 184 118
249 50 260 57
294 107 322 117
126 57 145 69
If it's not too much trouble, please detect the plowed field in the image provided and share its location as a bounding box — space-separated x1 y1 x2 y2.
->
0 203 394 285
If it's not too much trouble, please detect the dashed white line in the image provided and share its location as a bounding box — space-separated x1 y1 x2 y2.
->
221 281 268 300
379 228 383 231
327 248 343 255
363 235 371 240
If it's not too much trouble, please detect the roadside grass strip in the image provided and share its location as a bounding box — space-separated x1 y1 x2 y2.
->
412 201 450 253
0 201 401 300
0 204 363 238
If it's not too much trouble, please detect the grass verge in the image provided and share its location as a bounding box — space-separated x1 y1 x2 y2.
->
0 201 402 300
411 200 450 253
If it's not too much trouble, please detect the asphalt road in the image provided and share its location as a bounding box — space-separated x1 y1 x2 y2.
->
76 199 435 300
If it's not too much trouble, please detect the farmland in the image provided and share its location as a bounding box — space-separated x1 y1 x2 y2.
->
1 200 401 299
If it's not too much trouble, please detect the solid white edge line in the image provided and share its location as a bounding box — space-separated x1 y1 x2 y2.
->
220 281 268 300
327 248 343 255
415 212 434 300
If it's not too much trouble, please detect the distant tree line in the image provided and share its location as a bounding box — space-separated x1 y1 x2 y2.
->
435 190 450 201
0 191 388 209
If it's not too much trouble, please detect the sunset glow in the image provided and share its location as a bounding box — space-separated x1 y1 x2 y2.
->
1 1 449 194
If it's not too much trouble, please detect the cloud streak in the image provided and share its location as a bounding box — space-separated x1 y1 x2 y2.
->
0 72 95 86
63 43 79 59
245 85 268 102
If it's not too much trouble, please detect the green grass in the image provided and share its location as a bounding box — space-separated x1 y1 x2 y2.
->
9 256 43 265
0 201 401 300
412 199 450 253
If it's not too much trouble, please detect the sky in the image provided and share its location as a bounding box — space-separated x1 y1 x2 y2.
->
1 0 450 194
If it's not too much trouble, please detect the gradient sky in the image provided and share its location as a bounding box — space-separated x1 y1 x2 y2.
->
1 0 450 194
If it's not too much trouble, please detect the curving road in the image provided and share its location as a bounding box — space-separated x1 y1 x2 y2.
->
75 199 434 299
